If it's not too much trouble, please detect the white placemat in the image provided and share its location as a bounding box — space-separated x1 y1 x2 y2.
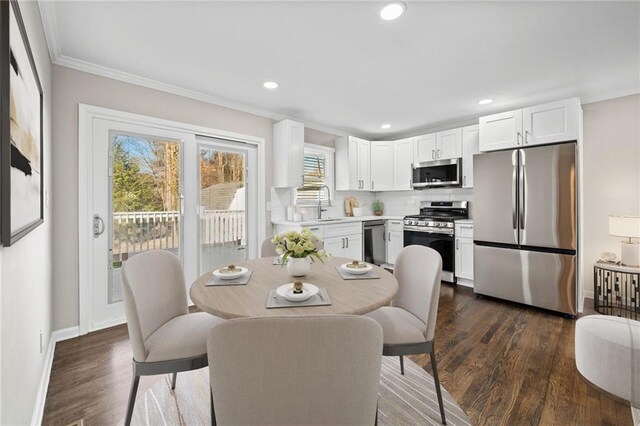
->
335 266 380 280
206 271 253 286
266 288 332 308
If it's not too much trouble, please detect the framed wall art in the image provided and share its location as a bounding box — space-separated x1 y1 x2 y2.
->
0 0 44 246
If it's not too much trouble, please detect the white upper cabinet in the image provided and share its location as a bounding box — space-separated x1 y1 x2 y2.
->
522 98 580 146
414 133 437 162
479 97 581 152
273 119 304 187
370 141 394 191
336 136 370 191
357 138 371 190
462 125 479 188
393 137 415 190
436 128 462 160
479 109 523 152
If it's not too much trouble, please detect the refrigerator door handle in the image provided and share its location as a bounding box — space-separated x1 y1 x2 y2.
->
519 151 526 231
511 151 518 231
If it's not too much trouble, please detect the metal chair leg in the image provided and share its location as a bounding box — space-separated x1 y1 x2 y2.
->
124 374 140 426
374 400 379 426
429 349 447 425
171 372 177 390
211 387 217 426
399 355 404 375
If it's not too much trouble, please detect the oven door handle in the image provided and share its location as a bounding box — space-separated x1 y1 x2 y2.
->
404 227 454 237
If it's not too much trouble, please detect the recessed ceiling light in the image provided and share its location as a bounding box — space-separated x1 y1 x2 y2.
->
380 2 406 21
478 98 494 105
381 124 391 129
263 81 279 89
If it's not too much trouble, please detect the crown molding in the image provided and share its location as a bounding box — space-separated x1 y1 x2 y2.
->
37 1 61 61
580 87 640 105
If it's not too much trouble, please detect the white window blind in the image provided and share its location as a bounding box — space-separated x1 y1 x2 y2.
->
295 144 334 206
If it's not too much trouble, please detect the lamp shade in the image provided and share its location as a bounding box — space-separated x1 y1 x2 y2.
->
609 216 640 238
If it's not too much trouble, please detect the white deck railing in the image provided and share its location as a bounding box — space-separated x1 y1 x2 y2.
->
112 210 245 261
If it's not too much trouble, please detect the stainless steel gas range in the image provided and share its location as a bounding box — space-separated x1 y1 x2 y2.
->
403 201 469 283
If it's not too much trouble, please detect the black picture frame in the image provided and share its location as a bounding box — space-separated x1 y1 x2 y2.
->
0 0 44 246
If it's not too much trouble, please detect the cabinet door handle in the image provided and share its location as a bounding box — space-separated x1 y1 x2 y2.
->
437 149 440 159
525 130 530 144
371 181 374 190
341 238 345 249
432 150 435 159
388 232 391 241
391 221 401 225
346 237 349 248
517 132 522 145
309 227 320 231
456 239 459 249
460 225 473 229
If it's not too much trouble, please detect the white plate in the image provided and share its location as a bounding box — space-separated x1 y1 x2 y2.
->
212 266 248 280
340 262 373 275
276 283 319 302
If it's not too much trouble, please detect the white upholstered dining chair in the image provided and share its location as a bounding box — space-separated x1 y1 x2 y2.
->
260 235 278 257
207 315 383 425
365 245 447 425
121 250 224 426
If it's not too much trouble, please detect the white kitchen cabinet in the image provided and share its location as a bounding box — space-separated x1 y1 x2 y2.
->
436 128 462 160
370 141 395 191
393 137 415 190
461 125 479 188
336 136 370 191
479 97 580 152
522 98 580 147
385 219 404 264
414 133 437 162
343 233 363 260
273 119 305 187
479 109 523 152
323 223 363 260
455 222 474 285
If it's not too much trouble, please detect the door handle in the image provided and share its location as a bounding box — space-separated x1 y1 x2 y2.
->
519 158 526 231
525 130 530 145
512 151 518 230
456 239 459 249
463 175 466 186
437 149 440 159
371 181 374 190
346 237 349 248
388 232 391 241
341 238 345 249
517 132 522 145
93 214 105 238
432 150 435 159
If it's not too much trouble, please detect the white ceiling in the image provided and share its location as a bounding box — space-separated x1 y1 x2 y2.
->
43 1 640 139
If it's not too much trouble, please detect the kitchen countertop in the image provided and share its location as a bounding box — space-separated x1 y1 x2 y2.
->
272 215 405 227
454 219 474 224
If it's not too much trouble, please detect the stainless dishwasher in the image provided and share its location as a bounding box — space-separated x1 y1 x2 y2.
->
363 220 386 266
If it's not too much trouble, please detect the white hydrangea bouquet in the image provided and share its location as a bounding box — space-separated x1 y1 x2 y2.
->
273 228 329 263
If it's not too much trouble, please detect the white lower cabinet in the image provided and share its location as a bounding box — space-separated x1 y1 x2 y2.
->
385 220 404 264
454 222 474 285
324 234 362 260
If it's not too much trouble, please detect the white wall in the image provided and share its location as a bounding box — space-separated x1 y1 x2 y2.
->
52 66 277 330
582 94 640 295
0 2 53 424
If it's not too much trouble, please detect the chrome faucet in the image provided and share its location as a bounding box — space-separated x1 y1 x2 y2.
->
317 184 331 219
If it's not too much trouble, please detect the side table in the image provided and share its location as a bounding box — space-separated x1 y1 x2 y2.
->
594 261 640 320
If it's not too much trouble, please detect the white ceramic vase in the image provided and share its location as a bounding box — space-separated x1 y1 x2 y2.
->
287 256 311 277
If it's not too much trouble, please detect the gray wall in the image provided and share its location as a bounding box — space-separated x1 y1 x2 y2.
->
0 2 53 424
582 94 640 293
52 66 279 330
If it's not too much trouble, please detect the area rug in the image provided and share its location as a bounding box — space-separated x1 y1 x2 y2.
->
128 356 471 425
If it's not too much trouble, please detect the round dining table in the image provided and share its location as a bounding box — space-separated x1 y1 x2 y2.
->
190 257 399 319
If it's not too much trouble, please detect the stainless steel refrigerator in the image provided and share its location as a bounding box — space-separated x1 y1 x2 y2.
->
473 142 577 316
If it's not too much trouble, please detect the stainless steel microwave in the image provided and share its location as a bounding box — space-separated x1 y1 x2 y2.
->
411 158 461 188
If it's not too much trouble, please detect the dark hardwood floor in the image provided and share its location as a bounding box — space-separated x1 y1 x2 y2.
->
43 285 633 425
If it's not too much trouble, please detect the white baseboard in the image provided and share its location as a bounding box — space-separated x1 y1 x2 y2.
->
30 326 80 425
456 278 474 289
583 289 594 300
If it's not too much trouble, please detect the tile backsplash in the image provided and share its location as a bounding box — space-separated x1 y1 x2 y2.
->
271 187 474 221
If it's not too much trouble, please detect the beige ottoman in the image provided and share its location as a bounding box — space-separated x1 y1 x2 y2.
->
575 315 640 407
